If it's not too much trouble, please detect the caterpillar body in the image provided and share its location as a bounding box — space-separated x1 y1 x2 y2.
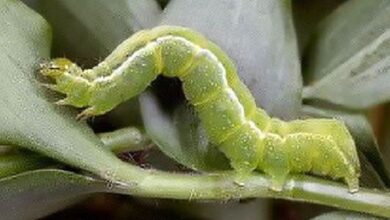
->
39 26 360 192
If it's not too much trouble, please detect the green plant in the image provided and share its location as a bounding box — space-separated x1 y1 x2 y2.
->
0 0 389 219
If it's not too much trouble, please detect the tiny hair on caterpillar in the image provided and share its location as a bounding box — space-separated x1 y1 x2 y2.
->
39 25 360 192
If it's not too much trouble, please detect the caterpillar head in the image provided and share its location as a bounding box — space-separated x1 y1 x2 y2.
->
39 58 92 109
40 58 82 78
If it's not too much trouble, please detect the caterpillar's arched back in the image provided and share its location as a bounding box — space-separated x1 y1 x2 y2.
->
39 26 360 192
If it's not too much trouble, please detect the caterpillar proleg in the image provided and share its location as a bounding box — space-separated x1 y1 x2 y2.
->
39 26 360 192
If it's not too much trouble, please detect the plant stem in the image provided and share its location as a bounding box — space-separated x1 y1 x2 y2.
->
104 164 390 218
98 127 152 153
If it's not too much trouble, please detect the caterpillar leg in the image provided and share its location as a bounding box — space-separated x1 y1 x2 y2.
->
217 122 263 181
76 107 98 120
284 133 359 192
257 134 289 191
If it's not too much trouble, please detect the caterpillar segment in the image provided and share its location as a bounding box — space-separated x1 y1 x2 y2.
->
39 26 360 192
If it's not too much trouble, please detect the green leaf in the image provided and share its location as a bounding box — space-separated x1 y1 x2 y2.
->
0 0 148 189
292 0 346 55
161 0 302 119
34 0 161 63
311 211 382 220
0 169 105 220
0 150 52 178
301 105 390 188
140 92 229 171
303 0 390 109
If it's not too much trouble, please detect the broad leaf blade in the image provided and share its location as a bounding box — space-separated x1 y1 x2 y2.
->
0 151 52 178
34 0 161 63
0 0 143 190
161 0 302 119
0 169 105 220
292 0 346 55
303 0 390 109
302 105 390 188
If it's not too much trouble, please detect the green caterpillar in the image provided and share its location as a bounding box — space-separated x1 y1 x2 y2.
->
39 26 360 192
